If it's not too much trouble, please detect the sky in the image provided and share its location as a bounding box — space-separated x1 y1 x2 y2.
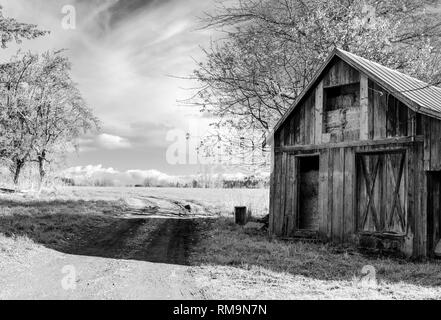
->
0 0 217 175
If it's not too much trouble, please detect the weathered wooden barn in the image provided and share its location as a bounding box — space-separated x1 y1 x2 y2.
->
268 48 441 258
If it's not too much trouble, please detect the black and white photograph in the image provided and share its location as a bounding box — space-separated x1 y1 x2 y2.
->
0 0 441 304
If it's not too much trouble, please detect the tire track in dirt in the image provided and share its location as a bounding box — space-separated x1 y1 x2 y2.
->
0 195 210 299
69 205 200 266
142 219 198 265
69 218 150 260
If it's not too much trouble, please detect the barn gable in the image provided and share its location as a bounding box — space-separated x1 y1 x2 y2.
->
271 48 441 147
269 49 441 258
274 55 424 150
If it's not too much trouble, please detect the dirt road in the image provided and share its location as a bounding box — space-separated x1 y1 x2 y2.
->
0 196 210 300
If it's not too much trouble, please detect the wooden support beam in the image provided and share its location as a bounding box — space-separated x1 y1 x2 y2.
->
360 74 369 140
315 81 324 145
278 135 424 153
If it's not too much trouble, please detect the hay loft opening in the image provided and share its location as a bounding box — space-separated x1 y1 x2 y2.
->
324 82 361 134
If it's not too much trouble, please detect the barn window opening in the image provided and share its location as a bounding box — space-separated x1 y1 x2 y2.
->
297 156 320 231
323 82 360 134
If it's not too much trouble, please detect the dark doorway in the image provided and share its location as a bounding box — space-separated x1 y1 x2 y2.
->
297 156 320 231
427 172 441 257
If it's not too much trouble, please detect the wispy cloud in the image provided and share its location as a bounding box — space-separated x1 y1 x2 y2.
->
78 133 131 152
0 0 215 173
96 134 132 150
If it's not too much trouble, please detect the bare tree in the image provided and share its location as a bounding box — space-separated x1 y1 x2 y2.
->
0 51 99 187
0 53 38 184
0 5 47 185
0 5 48 48
30 52 99 186
191 0 441 168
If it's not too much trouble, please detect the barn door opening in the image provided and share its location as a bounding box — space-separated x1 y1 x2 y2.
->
356 151 407 234
297 156 320 231
427 172 441 257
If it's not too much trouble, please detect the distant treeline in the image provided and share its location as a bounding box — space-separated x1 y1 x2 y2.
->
60 175 269 189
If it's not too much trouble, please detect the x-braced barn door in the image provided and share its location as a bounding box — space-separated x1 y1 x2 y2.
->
356 152 407 234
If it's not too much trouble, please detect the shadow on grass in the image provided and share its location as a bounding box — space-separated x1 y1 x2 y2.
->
2 198 441 289
0 199 209 266
189 218 441 288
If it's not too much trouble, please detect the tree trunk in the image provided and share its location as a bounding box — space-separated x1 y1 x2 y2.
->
13 159 25 186
38 151 46 189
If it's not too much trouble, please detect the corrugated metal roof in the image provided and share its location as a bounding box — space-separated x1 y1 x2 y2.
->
269 48 441 142
336 48 441 117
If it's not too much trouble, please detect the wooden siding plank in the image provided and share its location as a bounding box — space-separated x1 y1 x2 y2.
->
280 127 285 147
408 146 416 256
386 95 397 137
408 110 416 136
398 101 408 136
269 171 275 234
269 143 276 235
373 83 387 139
273 153 283 235
289 116 295 145
378 153 386 231
278 152 287 236
327 149 334 239
285 155 297 236
294 108 301 145
427 174 441 256
423 115 431 171
299 104 305 145
412 144 422 257
368 80 375 139
418 144 427 257
344 148 355 241
433 177 440 255
427 174 433 255
309 93 316 145
431 119 441 170
304 97 312 145
324 61 337 87
356 149 363 231
282 152 288 236
291 156 298 234
319 149 329 239
332 148 345 242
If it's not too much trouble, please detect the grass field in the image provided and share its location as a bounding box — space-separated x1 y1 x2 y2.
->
191 218 441 299
1 187 441 300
